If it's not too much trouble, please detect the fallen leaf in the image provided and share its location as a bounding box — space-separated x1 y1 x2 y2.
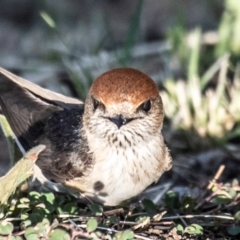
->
0 145 45 204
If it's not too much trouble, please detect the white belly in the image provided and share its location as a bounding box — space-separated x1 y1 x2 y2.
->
84 135 165 206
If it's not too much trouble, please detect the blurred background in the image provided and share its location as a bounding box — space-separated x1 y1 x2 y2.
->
0 0 224 95
1 0 240 196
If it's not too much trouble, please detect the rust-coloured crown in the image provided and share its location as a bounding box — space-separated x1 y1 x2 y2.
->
90 68 159 107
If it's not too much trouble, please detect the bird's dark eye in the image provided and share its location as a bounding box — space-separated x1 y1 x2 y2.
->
92 98 100 110
141 99 151 112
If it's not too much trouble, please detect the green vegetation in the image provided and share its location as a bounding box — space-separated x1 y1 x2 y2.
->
163 0 240 149
0 182 240 239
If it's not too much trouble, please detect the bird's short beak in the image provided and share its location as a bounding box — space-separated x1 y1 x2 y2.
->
108 115 132 129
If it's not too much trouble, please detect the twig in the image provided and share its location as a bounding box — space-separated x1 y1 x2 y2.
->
103 208 124 216
119 220 174 227
176 213 188 228
68 219 84 231
58 214 88 219
195 164 226 210
96 226 152 240
162 214 234 221
207 165 226 190
72 224 152 240
4 217 22 222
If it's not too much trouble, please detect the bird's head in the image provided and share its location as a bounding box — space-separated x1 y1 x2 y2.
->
83 68 164 143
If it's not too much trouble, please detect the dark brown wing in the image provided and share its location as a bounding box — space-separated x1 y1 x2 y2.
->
0 67 91 185
0 67 83 151
0 67 82 109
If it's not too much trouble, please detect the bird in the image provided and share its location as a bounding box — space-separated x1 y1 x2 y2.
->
0 67 172 206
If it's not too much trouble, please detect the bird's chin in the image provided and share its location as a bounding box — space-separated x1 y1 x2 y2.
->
86 118 161 145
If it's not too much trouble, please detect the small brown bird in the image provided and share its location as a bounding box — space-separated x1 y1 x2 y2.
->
0 67 172 206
